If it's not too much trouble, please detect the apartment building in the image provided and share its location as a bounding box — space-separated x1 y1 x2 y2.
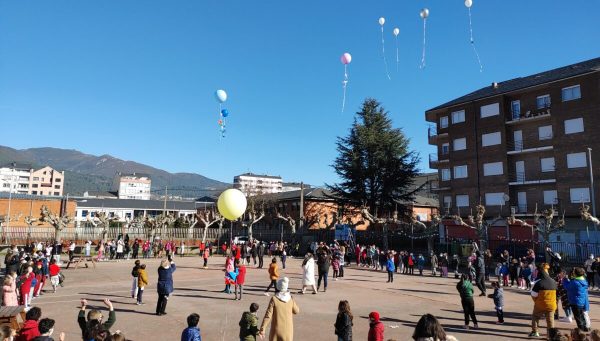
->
111 172 151 200
0 163 65 196
233 173 283 196
426 57 600 221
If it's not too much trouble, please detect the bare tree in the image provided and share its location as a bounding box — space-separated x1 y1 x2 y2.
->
0 213 23 243
40 205 73 242
534 206 565 243
360 205 398 250
244 205 265 241
198 209 224 244
24 214 38 244
276 212 297 234
580 204 600 225
87 212 119 243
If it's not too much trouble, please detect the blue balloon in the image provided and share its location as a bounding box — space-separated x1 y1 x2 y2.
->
221 109 229 118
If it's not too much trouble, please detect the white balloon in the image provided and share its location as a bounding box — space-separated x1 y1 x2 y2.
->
215 89 227 103
420 8 429 19
465 0 473 8
393 28 400 36
378 17 385 26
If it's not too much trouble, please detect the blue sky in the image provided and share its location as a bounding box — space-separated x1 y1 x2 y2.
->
0 1 598 186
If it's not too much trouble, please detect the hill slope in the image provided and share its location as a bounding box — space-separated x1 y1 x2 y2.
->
0 146 229 196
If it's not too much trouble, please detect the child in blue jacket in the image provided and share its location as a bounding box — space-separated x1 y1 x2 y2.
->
386 253 396 283
562 267 590 332
499 263 510 287
488 281 505 324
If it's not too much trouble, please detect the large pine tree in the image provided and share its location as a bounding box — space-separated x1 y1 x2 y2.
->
329 98 420 218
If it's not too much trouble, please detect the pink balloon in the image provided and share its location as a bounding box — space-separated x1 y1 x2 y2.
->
340 53 352 65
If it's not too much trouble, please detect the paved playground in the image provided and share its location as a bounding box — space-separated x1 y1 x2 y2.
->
30 256 600 340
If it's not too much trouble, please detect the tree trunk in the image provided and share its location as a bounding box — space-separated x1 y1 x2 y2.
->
54 227 62 243
202 226 209 244
248 223 254 241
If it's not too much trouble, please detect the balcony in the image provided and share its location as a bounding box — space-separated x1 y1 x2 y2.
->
428 126 447 145
507 139 553 155
506 107 551 125
429 153 448 169
509 172 556 186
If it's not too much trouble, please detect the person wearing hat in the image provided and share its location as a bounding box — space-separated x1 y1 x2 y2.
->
367 311 384 341
258 277 299 341
529 263 557 338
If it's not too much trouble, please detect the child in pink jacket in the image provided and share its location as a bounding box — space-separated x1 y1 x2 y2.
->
2 275 18 306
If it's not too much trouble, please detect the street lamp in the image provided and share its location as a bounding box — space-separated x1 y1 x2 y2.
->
588 148 597 241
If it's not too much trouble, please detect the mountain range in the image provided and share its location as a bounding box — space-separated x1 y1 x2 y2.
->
0 146 229 197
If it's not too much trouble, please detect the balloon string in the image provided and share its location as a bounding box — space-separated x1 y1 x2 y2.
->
468 7 483 72
380 27 391 80
395 36 399 72
342 64 348 112
420 19 427 69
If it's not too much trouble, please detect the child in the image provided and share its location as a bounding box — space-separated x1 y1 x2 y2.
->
130 260 140 299
49 259 61 293
556 270 573 323
19 266 35 309
417 254 425 276
499 263 509 287
335 300 353 341
332 256 340 280
239 303 259 341
488 281 504 324
386 254 395 283
494 263 502 284
136 264 148 305
2 276 18 307
562 267 590 332
509 259 519 287
521 263 532 290
18 306 42 340
203 247 210 269
181 313 202 341
235 259 246 300
224 266 238 295
264 258 279 295
368 311 384 341
78 298 117 337
37 318 65 341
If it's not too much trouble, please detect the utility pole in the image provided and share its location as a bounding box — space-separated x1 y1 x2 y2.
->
588 148 596 217
299 182 304 231
588 148 597 242
163 186 168 215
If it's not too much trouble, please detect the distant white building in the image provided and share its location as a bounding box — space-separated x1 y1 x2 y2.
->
0 162 65 196
233 173 283 196
112 172 151 200
281 182 310 192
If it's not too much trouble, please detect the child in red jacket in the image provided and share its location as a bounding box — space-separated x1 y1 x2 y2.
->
368 311 384 341
19 266 35 308
235 259 246 300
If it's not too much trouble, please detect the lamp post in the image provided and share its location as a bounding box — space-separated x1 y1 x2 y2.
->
588 148 597 242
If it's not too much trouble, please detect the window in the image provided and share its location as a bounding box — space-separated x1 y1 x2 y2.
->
81 210 88 218
562 85 581 102
511 100 521 118
483 162 503 176
456 195 469 207
485 192 506 206
453 138 466 151
54 185 60 189
536 94 551 109
540 157 555 172
55 178 61 183
441 143 449 155
443 196 452 208
441 169 451 181
416 213 428 221
480 103 500 118
567 152 587 168
440 116 449 129
565 118 584 134
31 191 37 195
570 187 590 203
33 177 39 181
53 192 59 196
451 110 465 124
482 132 501 147
32 184 38 188
543 190 558 205
538 125 553 140
453 165 468 179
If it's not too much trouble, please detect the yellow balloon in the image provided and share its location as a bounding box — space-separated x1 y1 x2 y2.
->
217 189 247 221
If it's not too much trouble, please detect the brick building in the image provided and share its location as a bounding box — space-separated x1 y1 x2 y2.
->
426 57 600 241
0 195 76 228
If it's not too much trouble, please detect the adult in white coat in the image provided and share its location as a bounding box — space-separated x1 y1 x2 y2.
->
299 253 317 294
